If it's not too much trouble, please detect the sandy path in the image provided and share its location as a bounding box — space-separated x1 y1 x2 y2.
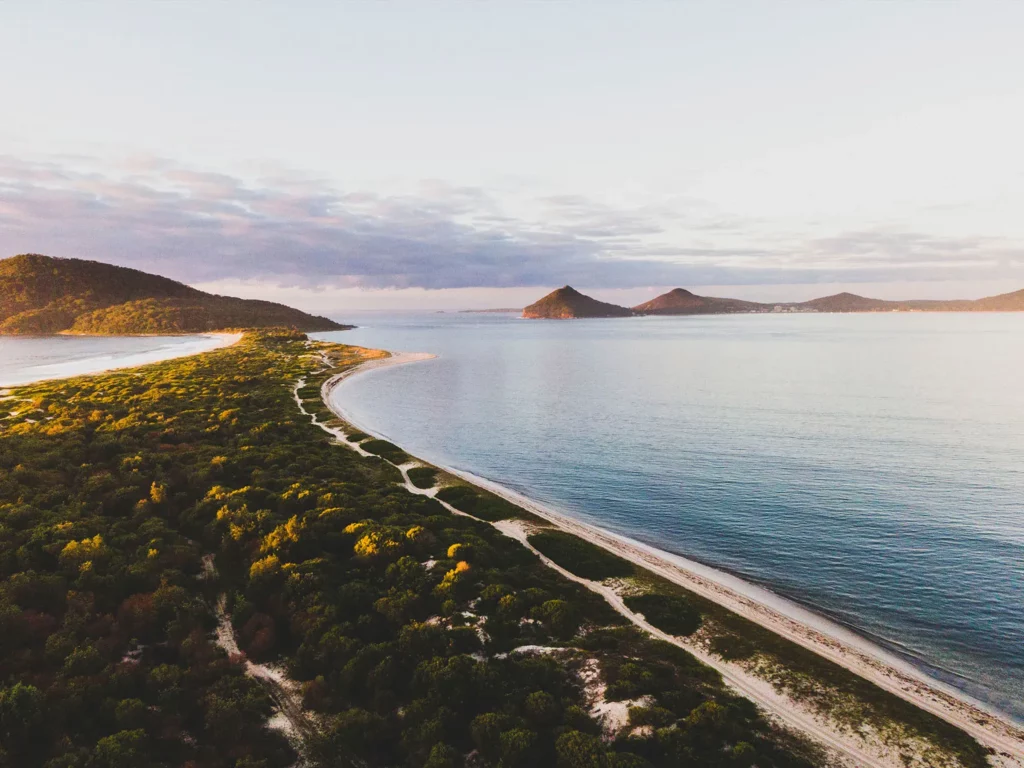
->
315 349 1024 767
203 555 315 767
465 473 1024 765
495 519 896 768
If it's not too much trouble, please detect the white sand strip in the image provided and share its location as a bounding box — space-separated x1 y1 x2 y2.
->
0 332 242 387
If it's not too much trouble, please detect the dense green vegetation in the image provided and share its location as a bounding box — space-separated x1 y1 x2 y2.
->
622 594 702 638
407 467 439 490
0 254 345 335
0 332 821 768
528 532 635 581
528 528 988 768
361 439 412 465
434 485 535 524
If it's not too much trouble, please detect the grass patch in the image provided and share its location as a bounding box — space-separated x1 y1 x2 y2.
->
346 430 370 443
406 466 438 489
361 439 411 464
624 593 702 637
528 530 635 581
434 484 533 522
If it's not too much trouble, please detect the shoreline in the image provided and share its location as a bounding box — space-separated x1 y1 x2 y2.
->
0 332 243 387
323 348 1024 763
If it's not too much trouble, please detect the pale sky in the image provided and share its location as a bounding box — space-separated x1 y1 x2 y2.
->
2 1 1024 310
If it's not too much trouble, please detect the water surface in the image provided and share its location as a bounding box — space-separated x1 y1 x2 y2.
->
0 334 233 387
317 312 1024 721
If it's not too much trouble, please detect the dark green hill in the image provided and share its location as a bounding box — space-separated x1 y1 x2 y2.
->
522 286 633 318
0 254 347 335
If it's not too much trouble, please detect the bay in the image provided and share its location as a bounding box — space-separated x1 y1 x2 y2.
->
317 311 1024 721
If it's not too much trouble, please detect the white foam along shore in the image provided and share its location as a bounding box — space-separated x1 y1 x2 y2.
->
0 332 243 387
323 348 1024 763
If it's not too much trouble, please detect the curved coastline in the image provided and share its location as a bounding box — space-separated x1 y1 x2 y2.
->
323 347 1024 761
0 332 243 387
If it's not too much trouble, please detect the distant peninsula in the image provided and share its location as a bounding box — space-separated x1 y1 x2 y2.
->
520 285 1024 318
0 254 348 335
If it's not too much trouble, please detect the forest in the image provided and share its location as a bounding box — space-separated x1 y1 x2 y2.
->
0 255 344 335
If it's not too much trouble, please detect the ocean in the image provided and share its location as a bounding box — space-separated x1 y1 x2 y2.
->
315 311 1024 722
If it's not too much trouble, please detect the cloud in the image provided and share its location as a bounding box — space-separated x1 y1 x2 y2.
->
0 154 1021 291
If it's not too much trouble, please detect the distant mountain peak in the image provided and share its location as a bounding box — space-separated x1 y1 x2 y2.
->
824 292 863 300
522 286 633 319
529 282 1024 318
632 287 763 315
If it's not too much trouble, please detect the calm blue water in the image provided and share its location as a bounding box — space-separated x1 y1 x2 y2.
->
317 312 1024 721
0 334 231 387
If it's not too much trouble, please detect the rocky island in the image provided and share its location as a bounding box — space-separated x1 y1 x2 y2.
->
521 286 634 318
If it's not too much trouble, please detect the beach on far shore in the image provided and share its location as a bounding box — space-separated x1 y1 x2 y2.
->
323 348 1024 767
0 332 243 388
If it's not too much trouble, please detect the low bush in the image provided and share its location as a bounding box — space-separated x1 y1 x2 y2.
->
361 439 410 464
527 531 635 581
435 485 524 522
624 593 702 637
407 466 438 489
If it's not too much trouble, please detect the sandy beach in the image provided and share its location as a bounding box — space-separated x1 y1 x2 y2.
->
0 332 243 387
323 348 1024 768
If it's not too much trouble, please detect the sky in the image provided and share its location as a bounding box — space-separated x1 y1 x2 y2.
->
2 1 1024 311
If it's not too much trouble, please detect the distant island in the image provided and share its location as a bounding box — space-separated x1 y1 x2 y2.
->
0 254 348 335
522 286 634 318
521 284 1024 318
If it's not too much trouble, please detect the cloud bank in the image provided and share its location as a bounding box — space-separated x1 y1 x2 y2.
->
1 155 1021 291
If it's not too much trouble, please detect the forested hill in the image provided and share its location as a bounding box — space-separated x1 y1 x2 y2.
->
0 254 347 335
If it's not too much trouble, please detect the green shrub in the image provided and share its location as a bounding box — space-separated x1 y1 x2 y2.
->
434 485 523 522
624 593 702 637
407 467 438 489
361 439 410 464
527 531 634 581
709 633 756 661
